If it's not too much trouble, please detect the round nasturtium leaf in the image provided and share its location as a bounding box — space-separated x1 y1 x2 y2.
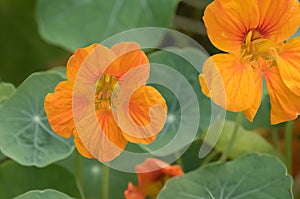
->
36 0 181 51
15 189 74 199
0 161 80 199
157 153 293 199
0 71 74 167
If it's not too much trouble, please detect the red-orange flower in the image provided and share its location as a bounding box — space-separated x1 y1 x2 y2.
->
124 158 184 199
44 42 167 162
199 0 300 124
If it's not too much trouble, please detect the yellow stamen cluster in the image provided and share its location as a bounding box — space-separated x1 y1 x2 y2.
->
241 30 277 71
95 74 119 111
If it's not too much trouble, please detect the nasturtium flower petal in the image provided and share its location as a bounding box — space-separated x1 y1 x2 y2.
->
125 158 183 199
117 86 167 144
44 81 74 138
243 70 263 121
203 0 259 54
277 37 300 96
264 67 300 124
111 42 141 57
200 54 256 112
66 44 98 81
257 0 300 42
73 130 93 158
104 47 150 79
124 182 146 199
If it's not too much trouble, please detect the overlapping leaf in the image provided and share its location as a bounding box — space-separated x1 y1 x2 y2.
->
0 71 74 167
36 0 180 51
158 153 292 199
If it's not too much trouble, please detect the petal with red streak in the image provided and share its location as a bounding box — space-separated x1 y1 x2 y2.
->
257 0 300 42
199 54 256 112
203 0 259 53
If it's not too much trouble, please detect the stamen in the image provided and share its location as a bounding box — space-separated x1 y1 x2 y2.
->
94 74 119 111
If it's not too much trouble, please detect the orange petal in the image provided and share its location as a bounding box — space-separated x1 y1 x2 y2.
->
264 66 300 124
73 130 93 158
116 86 167 144
124 182 146 199
44 81 74 138
75 44 117 84
199 54 256 112
66 43 99 81
104 47 149 79
257 0 300 42
277 37 300 96
73 101 128 162
203 0 259 53
135 158 183 190
243 70 263 121
111 42 141 57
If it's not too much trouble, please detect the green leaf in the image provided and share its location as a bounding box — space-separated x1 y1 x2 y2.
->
57 151 137 199
36 0 180 51
158 153 293 199
0 0 69 85
15 189 74 199
137 47 209 156
0 82 16 108
0 160 80 199
0 71 74 167
202 121 281 159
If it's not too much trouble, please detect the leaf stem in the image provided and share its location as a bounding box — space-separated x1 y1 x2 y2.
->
285 120 294 173
102 163 110 199
74 152 86 199
201 149 219 166
175 152 185 171
219 112 243 162
271 128 280 152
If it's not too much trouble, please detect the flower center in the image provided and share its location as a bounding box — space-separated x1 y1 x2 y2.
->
241 30 277 71
95 74 119 111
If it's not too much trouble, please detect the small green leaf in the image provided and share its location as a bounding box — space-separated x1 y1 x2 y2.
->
36 0 180 51
0 161 80 199
202 121 281 159
15 189 74 199
0 71 74 167
0 82 16 108
158 153 292 199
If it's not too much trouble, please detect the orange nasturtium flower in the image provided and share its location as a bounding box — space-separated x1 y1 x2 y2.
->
124 158 184 199
199 0 300 124
44 42 167 162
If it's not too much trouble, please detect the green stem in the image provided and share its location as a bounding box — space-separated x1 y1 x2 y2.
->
271 128 280 152
201 150 219 166
102 164 110 199
74 152 86 199
285 120 294 173
175 152 185 171
219 112 243 162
